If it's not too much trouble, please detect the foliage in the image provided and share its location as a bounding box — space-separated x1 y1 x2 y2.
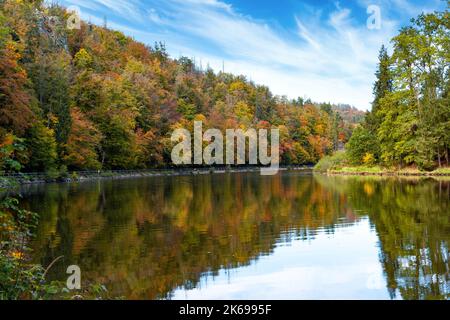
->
0 0 361 172
0 12 34 136
362 153 376 166
330 165 386 174
0 195 121 300
63 108 102 170
25 122 58 171
0 196 60 300
314 151 347 172
347 6 449 170
0 133 27 172
346 126 380 165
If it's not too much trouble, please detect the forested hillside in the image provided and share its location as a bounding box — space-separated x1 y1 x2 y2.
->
345 6 449 171
0 0 358 173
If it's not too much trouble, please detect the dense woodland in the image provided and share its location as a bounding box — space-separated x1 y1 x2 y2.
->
346 5 449 170
0 0 364 173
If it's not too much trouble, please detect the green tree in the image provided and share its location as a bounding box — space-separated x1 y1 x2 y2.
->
30 51 72 146
346 126 380 165
26 122 58 171
367 45 392 133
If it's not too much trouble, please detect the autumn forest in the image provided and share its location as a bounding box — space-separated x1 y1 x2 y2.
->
0 0 366 174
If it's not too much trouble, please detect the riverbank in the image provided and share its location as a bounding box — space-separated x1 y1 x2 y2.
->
0 166 313 189
317 165 450 177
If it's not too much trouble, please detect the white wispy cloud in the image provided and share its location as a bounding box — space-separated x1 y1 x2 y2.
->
59 0 444 110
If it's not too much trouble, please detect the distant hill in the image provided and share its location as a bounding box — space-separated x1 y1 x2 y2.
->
332 104 366 126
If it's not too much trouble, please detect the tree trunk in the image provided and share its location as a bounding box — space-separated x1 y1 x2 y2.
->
437 149 442 168
101 151 106 169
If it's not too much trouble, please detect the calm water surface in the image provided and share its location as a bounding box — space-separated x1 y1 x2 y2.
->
18 172 449 300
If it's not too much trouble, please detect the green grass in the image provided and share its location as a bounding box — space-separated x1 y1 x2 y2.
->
433 167 450 174
327 165 450 176
314 151 347 172
331 166 385 173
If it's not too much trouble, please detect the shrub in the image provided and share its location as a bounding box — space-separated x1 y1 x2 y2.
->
0 197 117 300
314 151 347 172
70 171 79 181
363 153 376 166
0 197 59 299
346 126 380 165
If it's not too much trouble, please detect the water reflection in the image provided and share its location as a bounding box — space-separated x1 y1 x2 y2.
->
172 218 389 300
18 172 449 300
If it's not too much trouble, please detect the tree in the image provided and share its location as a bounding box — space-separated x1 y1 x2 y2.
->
0 14 34 135
26 122 58 171
74 48 93 69
346 6 450 170
30 51 72 146
346 126 380 165
367 45 392 132
98 112 138 169
63 108 102 170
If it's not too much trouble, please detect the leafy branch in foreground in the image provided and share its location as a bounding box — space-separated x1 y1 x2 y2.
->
0 195 121 300
0 196 60 299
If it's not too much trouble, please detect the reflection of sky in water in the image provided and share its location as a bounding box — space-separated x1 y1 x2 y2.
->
172 218 394 300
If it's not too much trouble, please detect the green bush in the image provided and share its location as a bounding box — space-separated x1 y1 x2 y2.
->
58 165 69 179
45 167 60 180
346 126 380 165
314 151 347 172
45 165 69 180
70 171 79 181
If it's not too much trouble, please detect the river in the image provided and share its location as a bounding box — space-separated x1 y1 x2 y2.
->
18 171 449 300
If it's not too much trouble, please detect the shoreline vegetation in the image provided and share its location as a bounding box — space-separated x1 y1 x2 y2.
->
0 166 313 188
314 151 450 177
314 6 450 180
329 9 449 175
2 163 449 190
319 166 450 177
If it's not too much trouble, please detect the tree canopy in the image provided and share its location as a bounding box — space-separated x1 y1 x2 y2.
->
0 1 364 172
347 6 449 170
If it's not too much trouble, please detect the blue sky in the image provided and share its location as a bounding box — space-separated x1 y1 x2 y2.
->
57 0 446 110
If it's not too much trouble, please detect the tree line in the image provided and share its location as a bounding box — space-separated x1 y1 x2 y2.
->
0 0 362 174
346 5 449 170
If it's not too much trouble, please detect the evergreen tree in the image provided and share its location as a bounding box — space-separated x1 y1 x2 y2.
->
366 45 392 133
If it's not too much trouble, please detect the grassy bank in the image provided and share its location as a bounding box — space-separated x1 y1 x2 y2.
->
328 166 450 176
314 151 450 176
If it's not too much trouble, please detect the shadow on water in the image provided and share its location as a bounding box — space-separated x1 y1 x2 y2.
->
15 172 450 299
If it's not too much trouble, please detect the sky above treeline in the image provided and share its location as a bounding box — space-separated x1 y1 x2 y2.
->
55 0 446 110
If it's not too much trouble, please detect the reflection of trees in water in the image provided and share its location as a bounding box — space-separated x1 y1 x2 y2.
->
24 174 355 299
23 174 449 299
315 175 450 300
